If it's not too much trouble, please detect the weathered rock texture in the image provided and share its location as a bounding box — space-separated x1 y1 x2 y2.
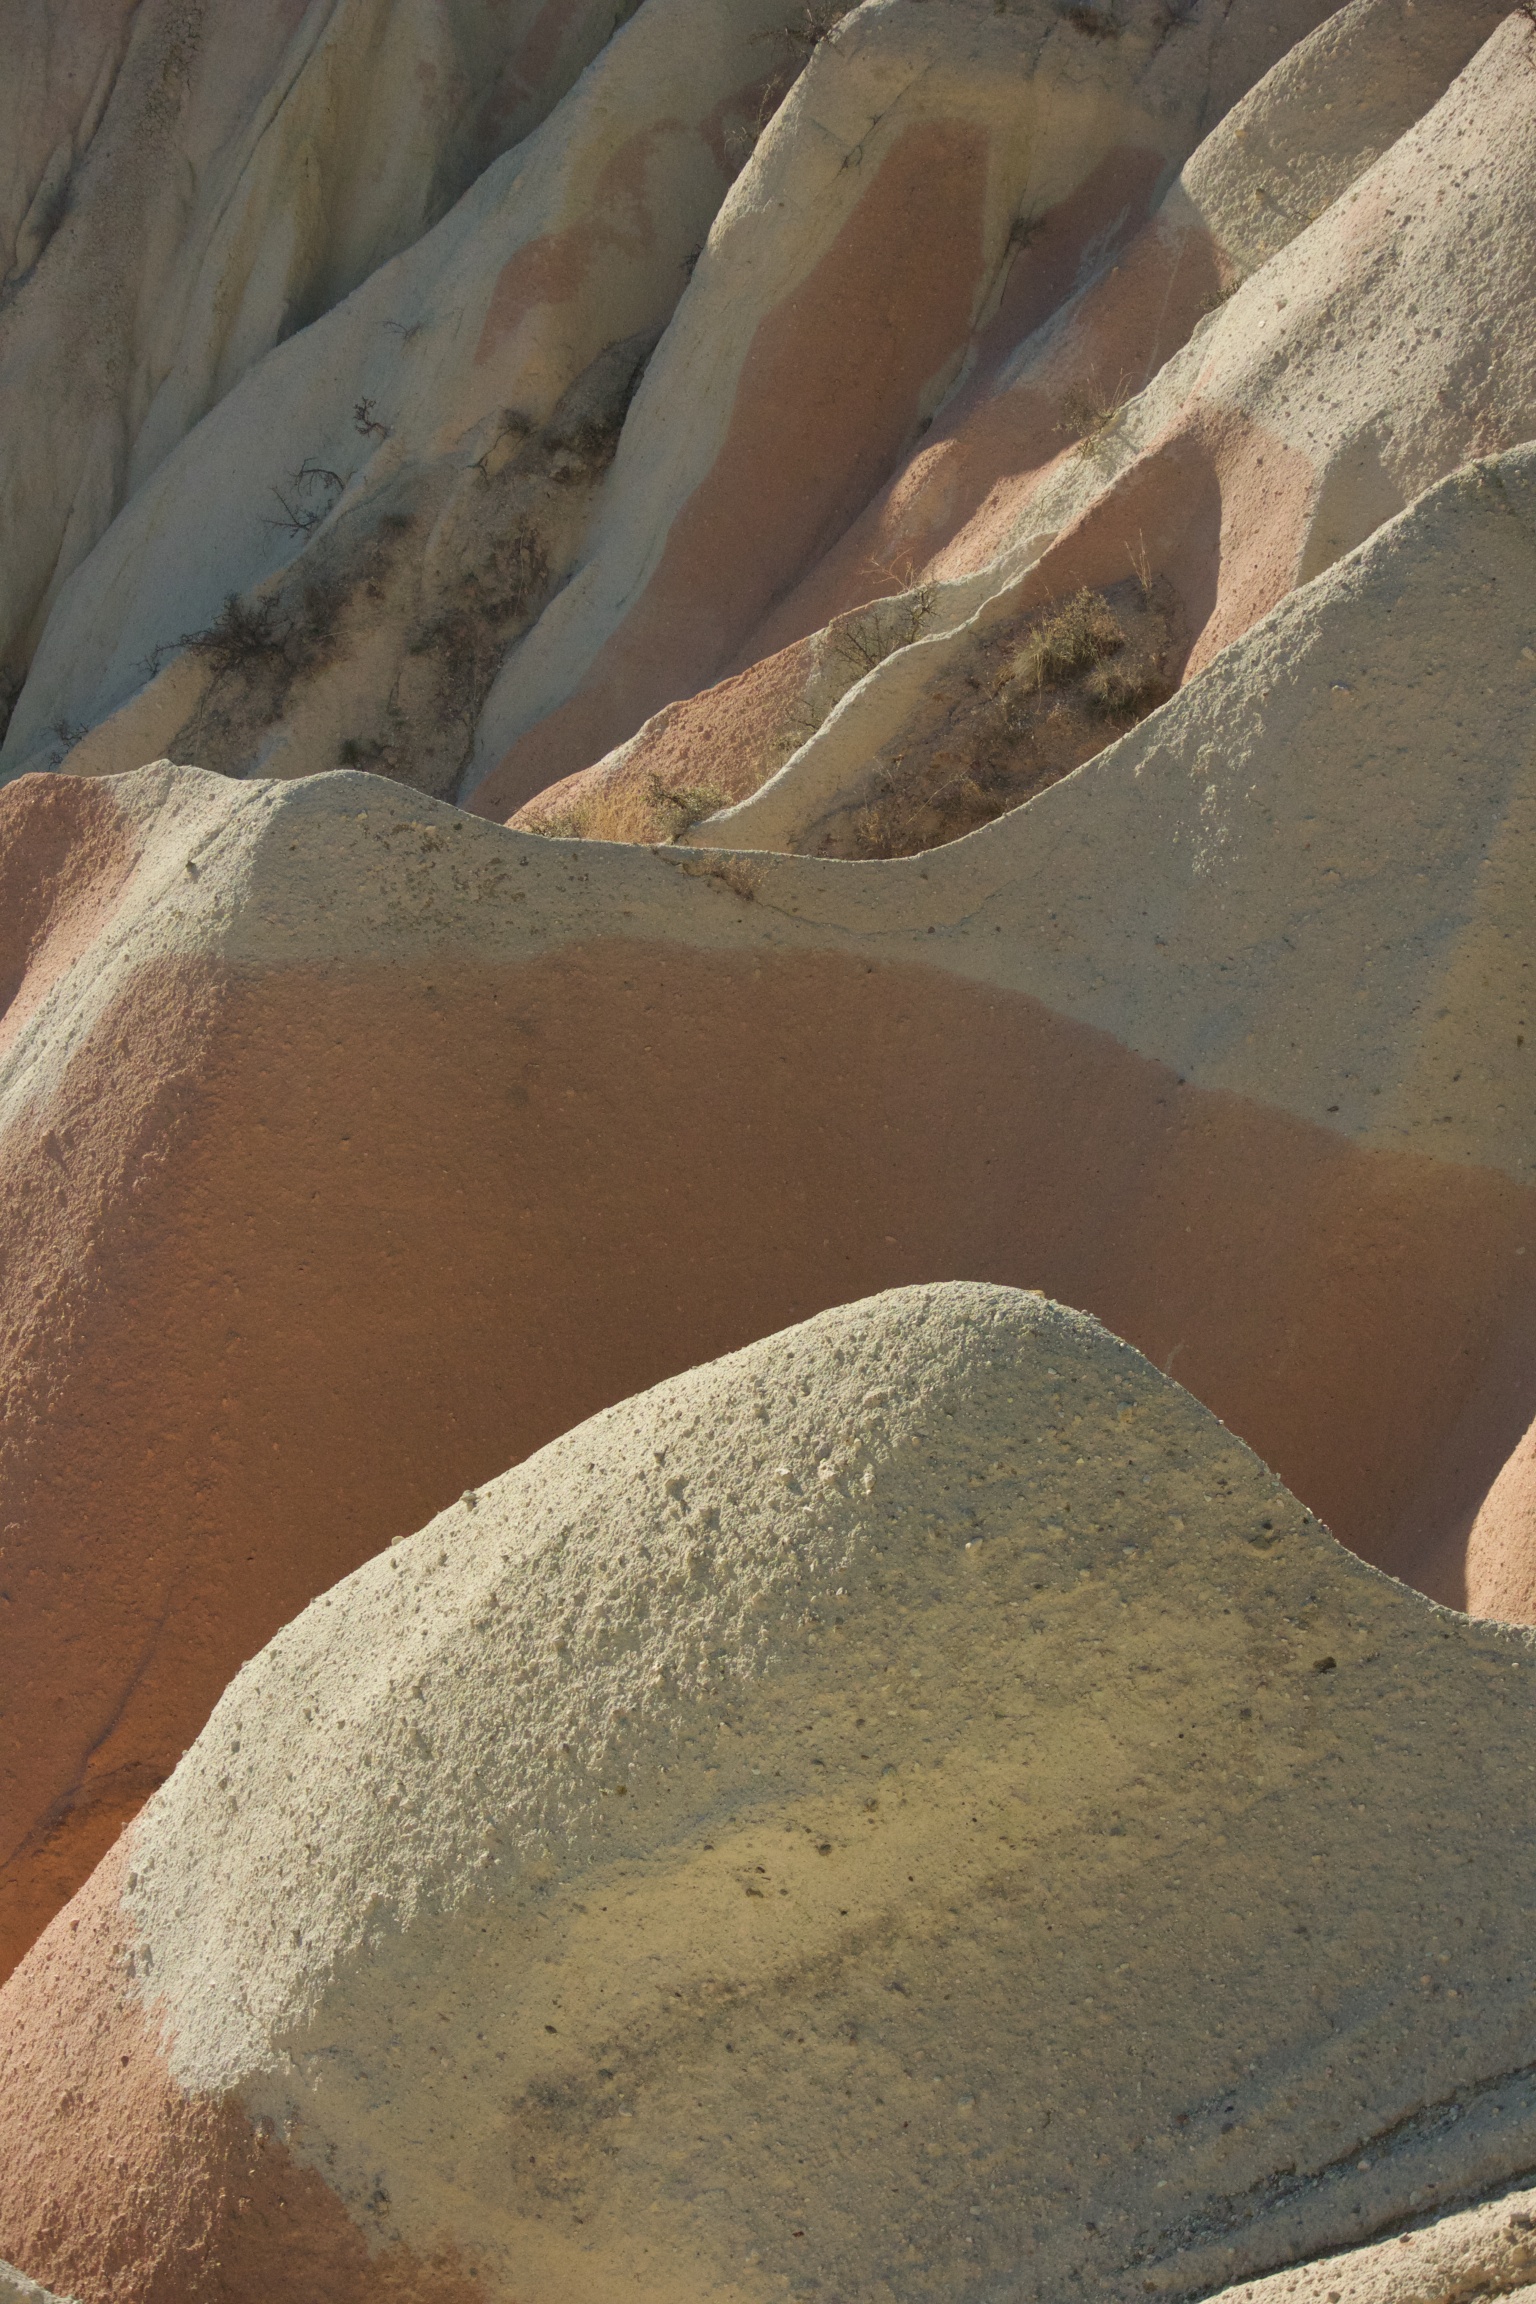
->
1207 2183 1536 2304
2 436 1535 1983
1 0 1371 800
7 1284 1536 2304
3 3 1530 858
0 0 636 742
510 0 1522 846
0 2265 71 2304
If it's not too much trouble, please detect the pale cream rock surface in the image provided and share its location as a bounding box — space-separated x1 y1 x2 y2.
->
20 416 1536 1176
0 0 629 711
16 1281 1536 2302
0 2266 73 2304
0 0 1344 802
1207 2183 1536 2304
679 11 1536 857
0 0 799 797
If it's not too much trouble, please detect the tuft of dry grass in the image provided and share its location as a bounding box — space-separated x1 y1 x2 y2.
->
1057 0 1122 36
1008 590 1124 692
1056 380 1130 460
646 775 727 843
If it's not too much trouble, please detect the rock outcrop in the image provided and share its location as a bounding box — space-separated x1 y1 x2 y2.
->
516 0 1527 849
0 0 634 743
1208 2185 1536 2304
7 1283 1536 2304
2 438 1535 1982
0 0 1360 801
4 6 1536 2295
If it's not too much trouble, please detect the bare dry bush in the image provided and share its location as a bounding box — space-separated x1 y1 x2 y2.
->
824 574 1179 861
1057 0 1122 36
646 775 728 843
183 585 341 687
267 461 347 537
1056 379 1130 459
828 586 938 679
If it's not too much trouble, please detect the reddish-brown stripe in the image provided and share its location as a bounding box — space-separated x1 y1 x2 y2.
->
1 939 1530 1976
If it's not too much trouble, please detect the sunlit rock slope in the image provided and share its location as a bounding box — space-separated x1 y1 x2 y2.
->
4 5 1536 2297
10 1286 1536 2304
3 440 1536 1982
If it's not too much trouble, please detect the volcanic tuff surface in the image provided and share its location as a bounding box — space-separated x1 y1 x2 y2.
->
3 2 1536 2301
9 1284 1536 2304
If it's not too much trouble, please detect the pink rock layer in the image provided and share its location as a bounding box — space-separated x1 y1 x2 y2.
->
0 1843 485 2301
2 800 1531 1979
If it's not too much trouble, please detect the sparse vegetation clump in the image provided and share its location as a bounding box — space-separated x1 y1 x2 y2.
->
783 3 852 59
645 776 727 843
1056 379 1130 459
267 461 347 537
521 807 591 840
1009 588 1123 691
182 585 341 685
337 735 394 770
815 569 1179 861
1057 0 1123 37
45 716 88 769
407 523 551 734
829 586 938 680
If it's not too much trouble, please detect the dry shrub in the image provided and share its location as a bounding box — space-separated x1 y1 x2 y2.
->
183 585 341 687
783 3 851 57
646 776 727 843
1057 1 1122 36
267 461 347 537
823 574 1178 861
1056 381 1129 459
829 586 938 679
1009 589 1124 691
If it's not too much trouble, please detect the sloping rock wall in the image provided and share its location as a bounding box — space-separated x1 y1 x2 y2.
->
7 1286 1536 2302
2 442 1535 1982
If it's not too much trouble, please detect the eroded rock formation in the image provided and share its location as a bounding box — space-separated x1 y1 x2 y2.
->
4 3 1536 2299
10 1285 1536 2304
